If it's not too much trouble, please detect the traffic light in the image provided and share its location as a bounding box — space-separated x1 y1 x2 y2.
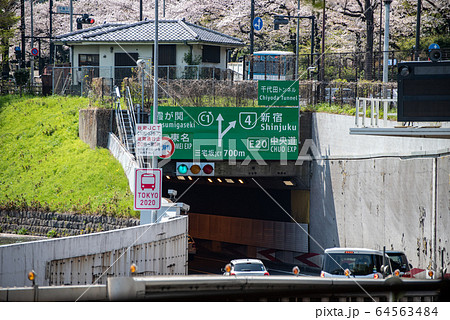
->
176 162 215 176
14 46 21 60
273 16 289 30
76 14 95 29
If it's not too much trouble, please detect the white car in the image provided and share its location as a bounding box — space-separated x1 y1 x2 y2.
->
223 259 270 276
321 248 392 279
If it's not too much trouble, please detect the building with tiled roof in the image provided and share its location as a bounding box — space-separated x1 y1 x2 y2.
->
53 19 245 84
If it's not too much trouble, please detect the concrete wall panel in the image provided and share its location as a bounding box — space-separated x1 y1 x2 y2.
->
0 217 188 288
309 113 450 272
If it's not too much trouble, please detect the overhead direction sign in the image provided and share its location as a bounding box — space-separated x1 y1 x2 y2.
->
136 123 162 157
157 106 299 160
134 168 162 210
258 80 299 106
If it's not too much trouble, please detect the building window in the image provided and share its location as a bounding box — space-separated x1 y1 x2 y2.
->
159 45 176 66
202 45 220 63
79 54 99 66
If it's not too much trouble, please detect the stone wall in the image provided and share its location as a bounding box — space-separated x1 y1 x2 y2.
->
0 210 139 237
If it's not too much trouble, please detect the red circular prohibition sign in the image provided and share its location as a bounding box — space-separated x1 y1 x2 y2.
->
160 136 175 159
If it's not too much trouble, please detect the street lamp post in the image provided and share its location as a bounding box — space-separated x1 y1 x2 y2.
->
383 0 392 83
383 0 392 97
415 0 421 61
274 15 315 79
151 0 160 224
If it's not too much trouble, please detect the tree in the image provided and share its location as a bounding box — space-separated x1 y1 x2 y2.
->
337 0 377 80
0 0 18 80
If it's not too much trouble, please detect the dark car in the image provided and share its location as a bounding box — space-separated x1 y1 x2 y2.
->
386 251 412 277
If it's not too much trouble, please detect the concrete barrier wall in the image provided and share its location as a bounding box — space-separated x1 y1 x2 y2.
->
309 113 450 272
311 112 450 158
0 216 188 287
107 132 138 192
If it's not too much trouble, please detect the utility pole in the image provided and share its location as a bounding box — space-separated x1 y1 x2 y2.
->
379 0 382 80
140 0 143 21
20 0 25 68
295 0 299 80
49 0 54 64
250 0 254 80
320 0 325 82
151 0 159 223
383 0 392 97
30 0 34 86
415 0 421 61
70 0 73 31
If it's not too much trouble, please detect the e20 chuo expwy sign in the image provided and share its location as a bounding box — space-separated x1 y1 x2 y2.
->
157 106 299 160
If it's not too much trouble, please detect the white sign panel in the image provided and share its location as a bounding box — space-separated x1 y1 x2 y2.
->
136 123 162 157
134 168 162 210
57 6 70 14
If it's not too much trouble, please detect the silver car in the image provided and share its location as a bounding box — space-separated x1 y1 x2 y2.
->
223 259 269 276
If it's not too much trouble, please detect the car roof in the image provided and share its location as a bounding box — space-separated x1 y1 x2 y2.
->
230 259 264 265
386 250 405 254
324 247 384 255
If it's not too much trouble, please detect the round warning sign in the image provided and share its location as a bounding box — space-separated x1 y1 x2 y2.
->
159 136 175 159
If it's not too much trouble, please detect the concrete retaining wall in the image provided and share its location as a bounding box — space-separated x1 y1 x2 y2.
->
107 132 138 192
309 113 450 272
0 216 188 287
311 112 450 158
79 109 112 149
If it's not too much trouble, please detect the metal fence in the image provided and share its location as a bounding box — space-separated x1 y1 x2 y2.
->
47 65 398 108
50 65 241 97
245 48 450 82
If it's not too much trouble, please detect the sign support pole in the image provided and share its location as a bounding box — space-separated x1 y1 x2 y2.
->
150 0 160 223
30 0 34 87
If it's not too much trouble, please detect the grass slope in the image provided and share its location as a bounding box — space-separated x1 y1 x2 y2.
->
0 95 137 217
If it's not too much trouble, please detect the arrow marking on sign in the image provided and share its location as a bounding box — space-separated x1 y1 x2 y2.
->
216 114 236 147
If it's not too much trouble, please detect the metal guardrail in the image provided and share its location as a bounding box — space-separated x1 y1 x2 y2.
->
107 276 450 302
2 276 449 302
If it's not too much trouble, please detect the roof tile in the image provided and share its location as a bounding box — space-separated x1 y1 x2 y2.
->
54 20 244 46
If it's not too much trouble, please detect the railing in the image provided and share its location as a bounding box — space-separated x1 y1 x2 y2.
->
107 276 449 302
355 97 397 127
113 87 131 156
124 86 146 168
1 275 448 302
124 86 137 140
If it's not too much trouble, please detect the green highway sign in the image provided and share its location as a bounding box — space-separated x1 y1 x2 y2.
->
258 80 299 106
158 106 299 160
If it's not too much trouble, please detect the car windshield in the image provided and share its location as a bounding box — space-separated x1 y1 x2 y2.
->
233 263 265 272
388 253 409 272
323 253 382 276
